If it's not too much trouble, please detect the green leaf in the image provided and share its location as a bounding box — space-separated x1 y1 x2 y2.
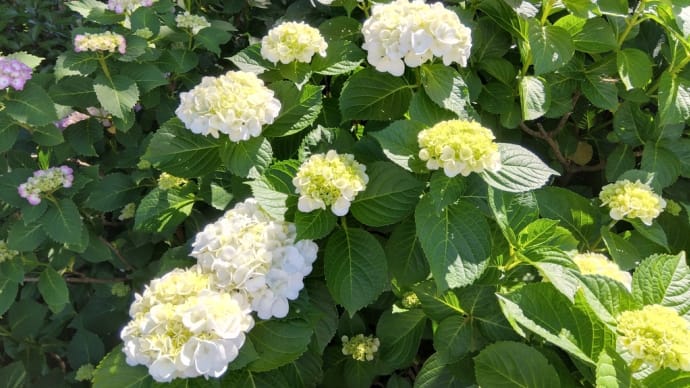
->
324 228 387 315
0 278 18 316
33 124 65 146
220 136 272 178
195 27 232 55
385 218 429 287
318 16 362 42
134 186 196 235
498 283 616 364
301 280 338 353
573 18 618 53
311 40 364 75
49 76 97 108
275 348 323 388
421 64 470 117
434 315 476 364
0 114 20 153
521 247 581 300
228 44 274 74
41 198 84 246
658 73 690 126
598 0 628 15
474 341 560 388
294 209 337 240
605 144 635 181
613 101 651 146
582 73 618 111
7 221 46 252
61 51 98 75
644 369 690 387
518 220 579 252
85 173 139 212
488 189 539 246
415 195 491 291
157 49 198 74
528 23 574 76
632 252 690 318
339 68 413 121
143 118 223 178
92 345 152 388
640 143 680 188
596 348 632 388
428 172 467 213
38 266 69 313
601 228 641 270
480 143 558 193
65 118 104 157
376 308 426 371
67 329 106 370
617 48 653 91
8 299 48 339
415 353 473 388
5 82 58 126
408 91 456 126
535 187 601 247
263 82 323 137
129 6 159 35
351 162 424 227
0 362 26 388
121 63 168 94
629 219 669 250
371 120 427 173
248 320 312 372
93 74 139 120
479 82 514 115
519 76 550 121
577 276 638 326
247 160 299 220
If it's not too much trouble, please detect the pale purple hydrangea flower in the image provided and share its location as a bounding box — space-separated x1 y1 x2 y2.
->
0 57 32 91
107 0 155 14
55 111 90 130
18 166 74 206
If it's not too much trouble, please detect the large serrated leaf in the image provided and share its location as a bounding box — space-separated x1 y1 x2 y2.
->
324 228 387 315
85 173 139 212
632 252 690 319
596 348 632 388
617 48 652 90
339 68 413 121
5 82 58 126
528 23 574 75
385 218 429 287
93 74 139 120
220 136 272 178
351 162 424 227
134 186 196 235
479 143 558 193
38 267 69 313
41 198 84 246
143 118 223 178
92 345 151 388
370 120 427 173
247 320 313 372
519 76 550 121
263 82 323 137
421 64 470 117
474 341 560 388
535 187 601 247
415 195 491 291
658 73 690 126
376 308 426 372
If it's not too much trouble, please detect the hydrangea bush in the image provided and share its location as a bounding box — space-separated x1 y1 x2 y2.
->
2 0 690 387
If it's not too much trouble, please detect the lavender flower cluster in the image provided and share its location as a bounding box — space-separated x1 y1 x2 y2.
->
18 166 74 205
0 57 32 91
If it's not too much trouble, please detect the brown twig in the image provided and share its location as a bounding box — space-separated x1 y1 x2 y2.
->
47 352 66 373
99 236 135 271
23 276 128 284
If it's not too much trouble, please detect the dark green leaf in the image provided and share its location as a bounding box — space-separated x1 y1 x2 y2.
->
376 308 426 371
92 345 152 388
311 40 364 75
535 187 601 247
339 68 413 121
528 23 574 75
49 76 96 107
93 74 139 120
371 120 427 173
41 198 84 246
617 48 653 90
385 218 429 287
581 73 618 111
263 82 323 137
5 82 57 126
294 209 337 240
248 320 312 372
480 143 558 193
134 186 196 235
220 136 272 178
421 64 470 117
408 91 456 126
632 252 690 318
573 18 618 53
474 341 560 388
519 76 550 121
85 173 139 212
658 73 690 126
38 266 69 313
8 221 46 252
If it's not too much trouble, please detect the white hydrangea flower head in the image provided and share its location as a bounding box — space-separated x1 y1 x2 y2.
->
292 150 369 216
571 252 631 290
175 12 211 34
418 120 501 177
599 179 666 226
260 21 328 65
157 172 187 191
190 199 318 319
107 0 156 14
617 304 690 372
120 266 254 382
341 334 380 361
361 0 472 76
74 31 127 54
175 71 281 142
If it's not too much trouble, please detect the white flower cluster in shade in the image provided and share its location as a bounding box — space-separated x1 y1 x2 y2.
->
175 12 211 34
74 31 127 54
571 252 631 290
120 267 254 382
292 150 369 216
341 334 380 362
190 199 318 319
361 0 472 76
260 21 328 65
418 120 501 177
175 71 281 142
599 179 666 226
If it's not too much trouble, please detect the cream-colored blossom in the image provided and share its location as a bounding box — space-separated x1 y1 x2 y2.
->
292 150 368 216
618 305 690 372
74 32 126 54
190 199 318 319
175 12 210 34
157 173 187 191
361 0 472 76
599 179 666 226
401 291 421 309
120 266 254 382
118 202 137 221
74 364 95 381
261 21 327 64
0 241 18 264
342 334 380 361
107 0 156 14
418 120 501 177
571 252 631 290
175 71 281 142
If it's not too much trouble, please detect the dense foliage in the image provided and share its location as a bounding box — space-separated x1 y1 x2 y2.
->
2 0 690 387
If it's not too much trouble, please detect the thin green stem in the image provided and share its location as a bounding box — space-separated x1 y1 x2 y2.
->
540 0 553 25
97 53 113 82
617 0 646 47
